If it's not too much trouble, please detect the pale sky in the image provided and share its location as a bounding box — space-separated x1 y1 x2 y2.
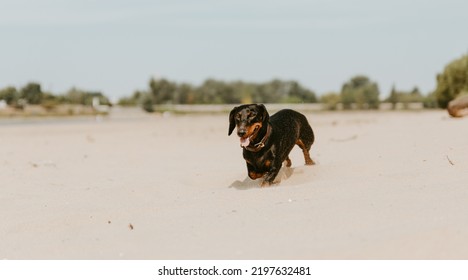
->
1 0 467 100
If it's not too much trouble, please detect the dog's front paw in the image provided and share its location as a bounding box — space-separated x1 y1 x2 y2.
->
260 179 279 187
249 171 265 180
260 180 272 187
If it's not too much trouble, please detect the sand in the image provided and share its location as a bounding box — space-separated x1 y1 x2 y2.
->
0 109 467 259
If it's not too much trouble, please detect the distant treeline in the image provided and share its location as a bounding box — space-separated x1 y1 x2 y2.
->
118 78 318 112
118 76 438 112
117 54 467 112
320 76 438 110
0 82 111 110
2 55 466 113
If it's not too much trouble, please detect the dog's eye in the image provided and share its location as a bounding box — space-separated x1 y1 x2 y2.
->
249 112 257 118
236 113 241 120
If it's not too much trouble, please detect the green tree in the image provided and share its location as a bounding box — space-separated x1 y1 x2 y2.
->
195 79 245 104
284 81 317 103
19 82 43 105
140 93 154 112
387 85 398 109
423 92 438 108
384 86 425 109
252 79 317 104
65 87 87 104
64 87 111 106
118 91 142 106
434 55 468 108
239 82 254 104
149 78 177 104
0 86 18 105
340 75 380 109
176 83 196 104
253 79 283 103
41 92 60 111
320 92 341 110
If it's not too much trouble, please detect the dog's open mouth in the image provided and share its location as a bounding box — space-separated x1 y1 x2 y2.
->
240 136 250 147
240 125 261 147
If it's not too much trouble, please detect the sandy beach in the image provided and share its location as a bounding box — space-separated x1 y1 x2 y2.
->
0 108 467 259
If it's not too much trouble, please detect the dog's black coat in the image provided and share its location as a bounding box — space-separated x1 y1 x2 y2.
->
229 104 315 186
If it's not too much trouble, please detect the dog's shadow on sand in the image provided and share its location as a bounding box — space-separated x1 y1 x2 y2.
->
229 167 295 190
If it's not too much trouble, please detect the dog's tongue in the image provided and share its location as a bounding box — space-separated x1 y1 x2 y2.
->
240 137 250 147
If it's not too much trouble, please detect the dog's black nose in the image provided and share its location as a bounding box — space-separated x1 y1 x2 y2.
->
237 130 246 137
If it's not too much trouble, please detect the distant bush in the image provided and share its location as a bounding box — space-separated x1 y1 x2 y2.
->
140 93 155 113
320 92 341 110
0 87 18 105
117 91 142 106
422 92 438 109
434 55 468 108
340 76 380 109
384 86 427 109
19 83 43 105
64 87 111 106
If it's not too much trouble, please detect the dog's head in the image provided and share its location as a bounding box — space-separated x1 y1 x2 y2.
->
228 104 269 147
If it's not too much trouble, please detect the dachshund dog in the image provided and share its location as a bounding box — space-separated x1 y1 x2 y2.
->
229 104 315 186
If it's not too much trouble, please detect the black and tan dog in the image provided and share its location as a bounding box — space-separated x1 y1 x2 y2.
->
229 104 315 186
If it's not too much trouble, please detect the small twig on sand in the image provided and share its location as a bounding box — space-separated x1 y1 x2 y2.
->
330 135 358 142
446 155 455 166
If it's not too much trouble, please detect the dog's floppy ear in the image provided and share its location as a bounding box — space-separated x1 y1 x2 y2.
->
228 106 238 136
258 104 269 124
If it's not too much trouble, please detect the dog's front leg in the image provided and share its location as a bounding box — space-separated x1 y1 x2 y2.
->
261 160 282 187
246 162 264 180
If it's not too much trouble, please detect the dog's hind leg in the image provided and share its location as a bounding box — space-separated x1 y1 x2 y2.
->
296 139 315 165
297 117 315 165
